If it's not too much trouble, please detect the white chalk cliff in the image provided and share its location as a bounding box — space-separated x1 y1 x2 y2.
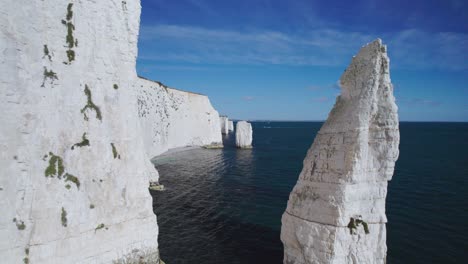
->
228 121 234 132
220 116 229 134
235 121 253 148
136 77 223 158
0 0 160 263
281 39 399 264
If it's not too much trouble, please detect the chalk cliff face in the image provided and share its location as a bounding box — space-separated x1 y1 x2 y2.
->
0 0 160 263
220 116 229 134
235 121 253 148
281 39 399 264
136 77 223 158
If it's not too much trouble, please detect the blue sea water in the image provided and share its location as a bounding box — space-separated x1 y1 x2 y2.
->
151 122 468 264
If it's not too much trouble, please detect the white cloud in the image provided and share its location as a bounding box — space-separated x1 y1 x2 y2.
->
139 24 468 70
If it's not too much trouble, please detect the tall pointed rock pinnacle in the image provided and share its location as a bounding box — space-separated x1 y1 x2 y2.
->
281 39 400 264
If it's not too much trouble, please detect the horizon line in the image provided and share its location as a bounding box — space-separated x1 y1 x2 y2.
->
229 119 468 123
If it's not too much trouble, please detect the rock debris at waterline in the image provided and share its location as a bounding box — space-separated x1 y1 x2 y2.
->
281 39 400 264
235 121 253 148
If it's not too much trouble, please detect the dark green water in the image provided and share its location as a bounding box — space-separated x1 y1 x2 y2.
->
151 122 468 263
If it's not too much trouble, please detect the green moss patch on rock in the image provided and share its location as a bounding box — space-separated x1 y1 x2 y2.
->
44 152 65 178
111 143 121 159
95 223 106 232
81 85 102 121
61 207 67 227
71 132 90 149
43 45 52 61
65 173 80 189
41 67 58 87
62 3 76 64
347 217 370 235
13 218 26 230
44 152 81 190
23 247 30 263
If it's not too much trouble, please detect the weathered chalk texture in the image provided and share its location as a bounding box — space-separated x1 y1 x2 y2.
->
220 116 229 134
0 1 160 263
236 121 253 148
281 39 399 264
136 77 223 158
228 121 234 132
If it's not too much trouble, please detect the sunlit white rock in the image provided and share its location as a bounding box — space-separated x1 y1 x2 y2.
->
281 39 399 264
220 116 229 134
0 0 160 263
235 121 253 148
136 77 223 158
228 121 234 132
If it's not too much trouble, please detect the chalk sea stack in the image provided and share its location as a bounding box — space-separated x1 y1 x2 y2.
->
220 116 229 134
281 39 400 264
235 121 253 148
228 120 235 132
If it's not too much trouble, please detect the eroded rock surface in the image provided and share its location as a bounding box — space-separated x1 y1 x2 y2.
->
220 116 229 134
137 77 223 158
0 0 159 263
281 39 399 264
235 121 253 148
228 121 234 132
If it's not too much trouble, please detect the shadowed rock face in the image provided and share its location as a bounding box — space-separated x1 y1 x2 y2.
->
0 0 159 263
281 39 399 264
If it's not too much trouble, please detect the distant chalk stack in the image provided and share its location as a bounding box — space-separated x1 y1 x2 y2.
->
220 116 229 134
235 121 253 148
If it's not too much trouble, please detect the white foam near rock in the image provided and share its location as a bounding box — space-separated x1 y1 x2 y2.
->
136 77 223 158
220 116 229 134
235 121 253 148
281 39 399 264
228 121 234 132
0 0 160 263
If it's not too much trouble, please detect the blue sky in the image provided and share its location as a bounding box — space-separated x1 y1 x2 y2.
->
137 0 468 121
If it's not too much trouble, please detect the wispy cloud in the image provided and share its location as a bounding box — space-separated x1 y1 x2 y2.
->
398 97 443 107
410 98 442 107
139 24 468 70
242 96 256 101
386 29 468 70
